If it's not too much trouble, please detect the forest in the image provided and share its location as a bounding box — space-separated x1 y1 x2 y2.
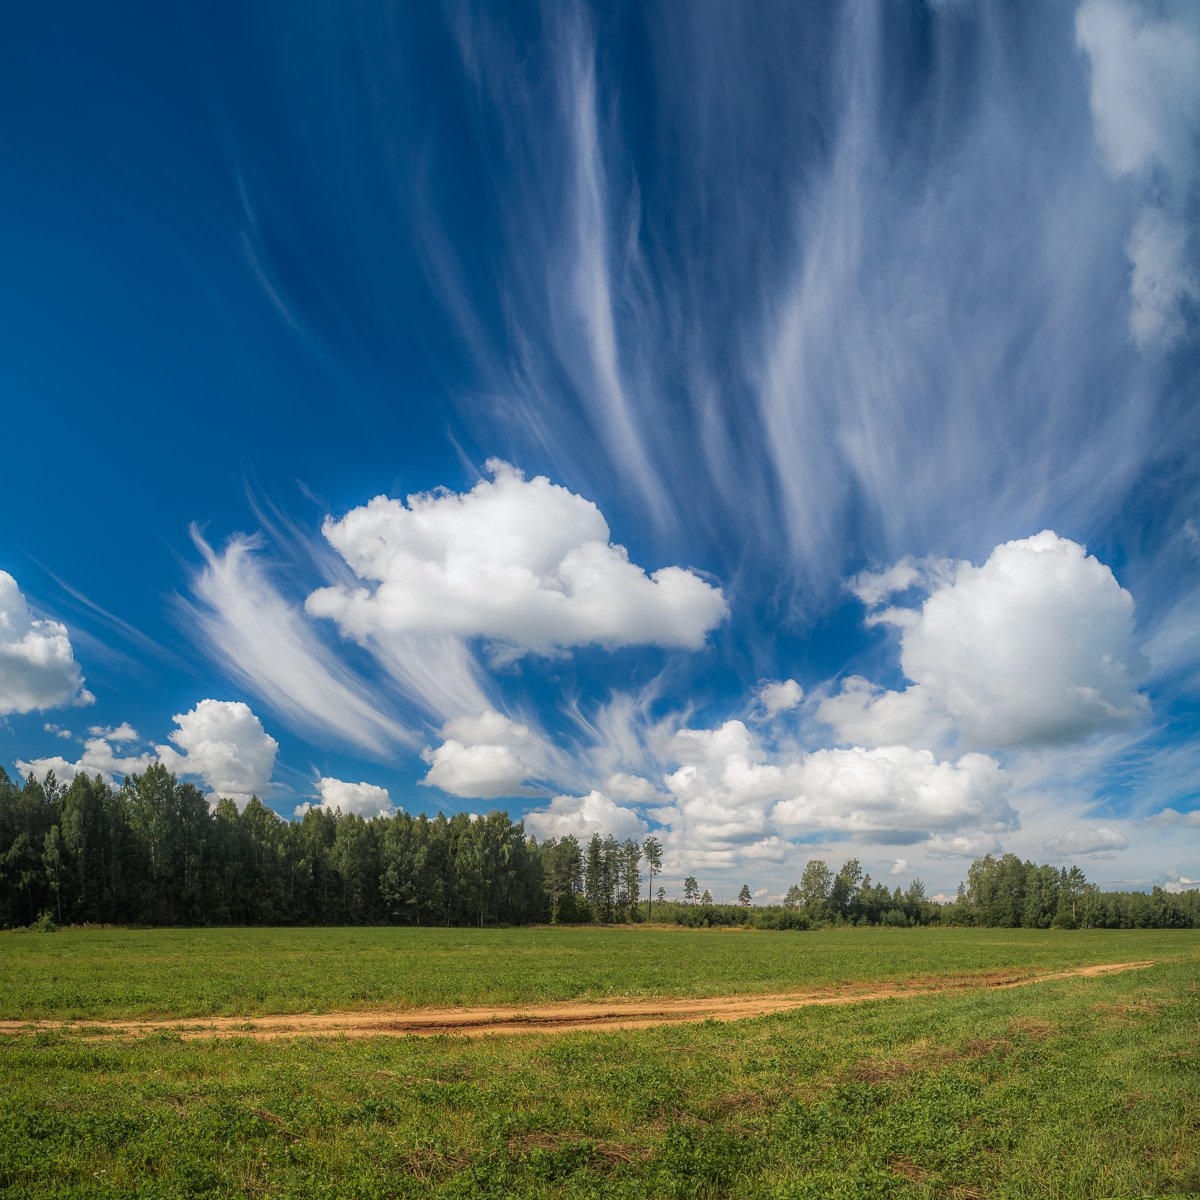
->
1 763 1196 930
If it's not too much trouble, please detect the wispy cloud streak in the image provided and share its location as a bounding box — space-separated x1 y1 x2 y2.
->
184 530 416 756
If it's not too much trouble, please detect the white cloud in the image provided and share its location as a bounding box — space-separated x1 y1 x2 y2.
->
846 532 1148 750
88 722 138 743
156 699 278 808
773 746 1016 839
297 776 394 819
187 531 415 756
662 721 780 850
19 701 277 806
603 772 661 803
750 678 804 721
1076 0 1200 347
924 831 1005 860
889 858 911 876
421 741 534 800
306 461 728 658
523 789 647 841
1075 0 1200 179
848 557 957 609
18 735 155 787
1144 807 1200 829
1126 208 1200 348
1044 825 1130 857
0 571 93 716
420 709 550 799
816 677 953 749
43 723 74 741
650 719 1014 870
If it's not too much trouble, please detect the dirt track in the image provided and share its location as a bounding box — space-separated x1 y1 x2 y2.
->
0 961 1155 1041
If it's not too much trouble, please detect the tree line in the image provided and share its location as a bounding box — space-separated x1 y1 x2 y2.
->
1 764 1195 930
654 851 1199 931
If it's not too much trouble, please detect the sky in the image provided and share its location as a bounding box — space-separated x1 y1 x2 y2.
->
1 0 1198 900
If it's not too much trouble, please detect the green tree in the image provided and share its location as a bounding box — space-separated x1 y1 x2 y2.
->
683 875 700 904
642 835 663 919
799 859 832 920
737 883 752 906
42 825 64 924
584 834 605 918
620 839 642 920
829 858 863 920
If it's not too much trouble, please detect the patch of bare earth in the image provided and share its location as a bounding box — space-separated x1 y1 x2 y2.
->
0 960 1154 1042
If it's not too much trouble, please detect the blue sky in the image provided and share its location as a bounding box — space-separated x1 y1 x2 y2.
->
1 0 1197 898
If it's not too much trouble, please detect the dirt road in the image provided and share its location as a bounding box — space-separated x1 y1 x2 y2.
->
0 960 1153 1041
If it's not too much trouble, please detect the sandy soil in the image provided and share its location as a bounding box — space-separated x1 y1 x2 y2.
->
0 960 1155 1041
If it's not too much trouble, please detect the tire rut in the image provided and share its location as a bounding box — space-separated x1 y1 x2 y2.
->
0 960 1154 1041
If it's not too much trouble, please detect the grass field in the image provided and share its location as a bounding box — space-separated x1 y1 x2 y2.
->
1 926 1197 1197
1 924 1196 1020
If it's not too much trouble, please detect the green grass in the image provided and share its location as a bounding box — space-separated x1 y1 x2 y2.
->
1 927 1197 1197
0 925 1195 1019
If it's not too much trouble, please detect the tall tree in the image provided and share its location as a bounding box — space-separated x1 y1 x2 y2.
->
642 835 663 920
799 859 832 920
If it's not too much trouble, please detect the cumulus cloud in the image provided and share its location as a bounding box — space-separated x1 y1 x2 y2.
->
602 772 662 804
924 831 1005 860
1075 0 1200 178
652 719 1014 869
156 699 278 808
662 721 780 851
750 678 804 721
297 776 394 819
1163 870 1198 894
840 532 1148 751
420 709 551 799
18 734 155 787
1076 0 1200 347
848 557 957 610
88 722 138 743
1143 807 1200 829
0 571 93 716
1044 825 1130 857
773 746 1016 840
523 789 647 841
889 858 911 876
1126 208 1199 348
816 677 953 750
306 461 728 658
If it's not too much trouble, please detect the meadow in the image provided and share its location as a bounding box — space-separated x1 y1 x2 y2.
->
1 924 1195 1020
1 926 1197 1197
